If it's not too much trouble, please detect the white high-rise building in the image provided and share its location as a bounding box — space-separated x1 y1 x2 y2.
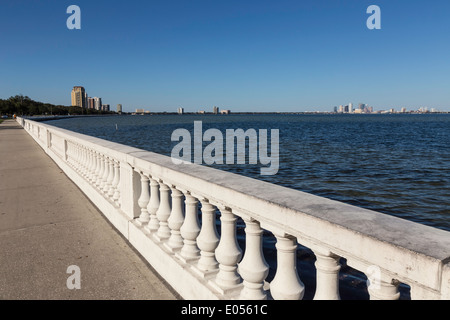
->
93 97 102 110
348 103 353 113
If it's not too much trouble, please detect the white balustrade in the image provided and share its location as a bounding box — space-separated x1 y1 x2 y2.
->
16 117 450 301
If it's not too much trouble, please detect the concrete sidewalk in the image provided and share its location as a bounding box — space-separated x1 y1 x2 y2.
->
0 120 179 300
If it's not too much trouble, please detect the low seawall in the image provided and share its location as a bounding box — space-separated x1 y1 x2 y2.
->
24 115 110 122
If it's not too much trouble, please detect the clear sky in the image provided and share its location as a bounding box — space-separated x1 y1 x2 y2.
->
1 0 449 112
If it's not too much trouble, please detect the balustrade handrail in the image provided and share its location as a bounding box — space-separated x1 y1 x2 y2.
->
16 116 450 300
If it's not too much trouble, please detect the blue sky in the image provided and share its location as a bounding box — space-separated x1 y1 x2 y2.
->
1 0 449 112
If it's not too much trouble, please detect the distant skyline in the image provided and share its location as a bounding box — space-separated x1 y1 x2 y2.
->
1 0 450 113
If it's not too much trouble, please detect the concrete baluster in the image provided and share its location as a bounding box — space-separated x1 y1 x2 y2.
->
96 154 105 188
214 206 242 290
73 144 79 168
81 146 87 177
367 272 400 300
102 157 111 192
112 160 121 204
90 150 99 185
98 154 105 189
145 177 160 233
166 187 185 252
137 172 150 224
74 143 80 171
313 248 341 300
196 200 219 274
86 148 92 182
66 141 73 166
107 158 115 197
155 181 172 241
86 148 92 178
79 146 86 176
238 217 269 300
270 234 304 300
74 144 80 171
47 131 52 149
90 150 97 183
90 149 97 182
71 143 77 168
92 151 101 186
69 142 75 166
63 139 68 162
179 193 200 262
102 157 112 193
86 148 91 178
74 144 80 168
85 148 91 178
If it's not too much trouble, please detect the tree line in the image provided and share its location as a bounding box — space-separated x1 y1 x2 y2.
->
0 95 115 116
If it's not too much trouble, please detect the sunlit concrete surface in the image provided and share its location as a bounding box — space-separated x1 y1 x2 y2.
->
0 120 179 300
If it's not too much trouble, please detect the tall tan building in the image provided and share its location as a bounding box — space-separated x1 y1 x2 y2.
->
71 86 87 108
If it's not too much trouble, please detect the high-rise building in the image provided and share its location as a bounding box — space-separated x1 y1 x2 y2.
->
102 104 110 112
84 92 88 109
71 86 86 108
348 103 353 113
177 107 184 114
88 97 95 109
93 97 102 110
117 104 122 113
213 106 219 114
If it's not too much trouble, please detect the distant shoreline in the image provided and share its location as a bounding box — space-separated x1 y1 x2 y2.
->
23 111 450 122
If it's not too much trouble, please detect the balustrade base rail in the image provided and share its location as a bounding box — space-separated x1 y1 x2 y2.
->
16 117 450 300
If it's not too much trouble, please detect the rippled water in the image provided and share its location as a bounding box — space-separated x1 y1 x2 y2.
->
50 113 450 232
